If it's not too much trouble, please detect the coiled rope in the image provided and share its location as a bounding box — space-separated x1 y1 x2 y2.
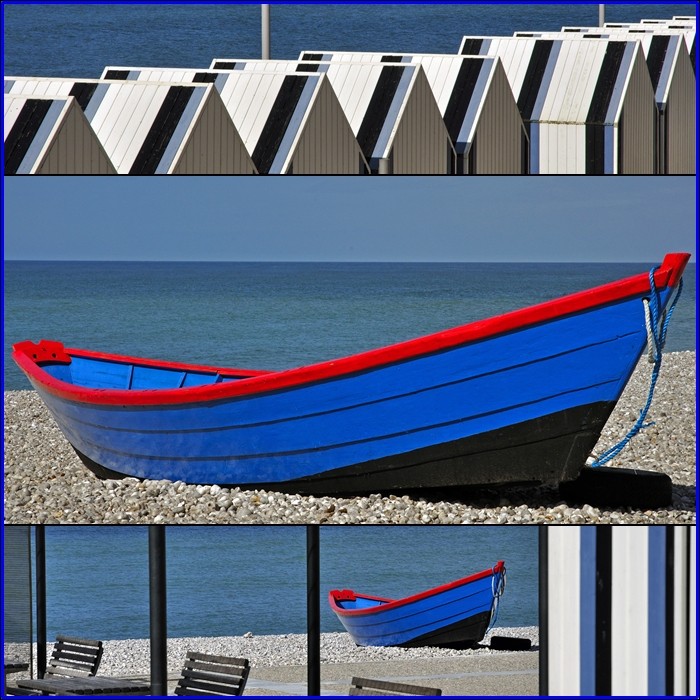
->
590 266 683 467
487 564 507 631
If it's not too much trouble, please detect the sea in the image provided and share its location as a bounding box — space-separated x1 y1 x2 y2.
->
3 3 695 78
33 525 537 641
4 261 695 391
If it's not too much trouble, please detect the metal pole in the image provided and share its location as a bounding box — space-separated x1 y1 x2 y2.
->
35 525 47 679
261 4 270 59
538 525 548 695
598 4 605 27
306 525 321 696
149 526 168 696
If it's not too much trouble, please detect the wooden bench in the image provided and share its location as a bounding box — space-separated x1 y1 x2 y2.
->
174 651 250 696
5 635 103 695
349 677 443 696
46 635 104 678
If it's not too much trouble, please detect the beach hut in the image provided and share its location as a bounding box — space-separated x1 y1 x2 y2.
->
4 77 254 174
458 36 656 174
514 29 695 174
4 93 115 174
540 526 696 697
101 66 366 175
293 51 527 174
210 58 454 174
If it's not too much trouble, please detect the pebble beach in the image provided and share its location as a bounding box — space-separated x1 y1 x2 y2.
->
7 627 539 697
4 352 695 525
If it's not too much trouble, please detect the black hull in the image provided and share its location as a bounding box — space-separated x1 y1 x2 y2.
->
77 401 615 495
399 611 492 649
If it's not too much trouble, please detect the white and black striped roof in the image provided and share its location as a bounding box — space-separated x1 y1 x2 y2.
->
209 58 431 166
292 51 511 153
514 29 691 104
5 77 233 173
101 66 349 174
604 20 696 70
457 36 647 126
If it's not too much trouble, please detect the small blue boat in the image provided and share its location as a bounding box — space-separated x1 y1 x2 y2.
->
329 561 506 648
12 253 688 494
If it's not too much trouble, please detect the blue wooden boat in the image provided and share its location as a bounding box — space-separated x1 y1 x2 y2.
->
329 561 506 648
12 253 688 495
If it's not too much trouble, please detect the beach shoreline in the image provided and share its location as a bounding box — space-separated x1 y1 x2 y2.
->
4 351 695 525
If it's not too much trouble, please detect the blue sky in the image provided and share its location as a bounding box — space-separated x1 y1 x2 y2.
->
3 176 696 263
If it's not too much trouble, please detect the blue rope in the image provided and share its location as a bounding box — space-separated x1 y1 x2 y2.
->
591 267 683 467
487 565 507 632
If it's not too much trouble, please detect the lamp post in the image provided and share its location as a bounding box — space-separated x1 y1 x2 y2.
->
262 5 270 59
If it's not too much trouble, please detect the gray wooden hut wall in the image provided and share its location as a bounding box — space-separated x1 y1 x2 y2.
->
389 66 453 174
169 84 257 174
279 75 367 174
663 38 696 173
468 62 528 174
541 525 696 696
613 42 657 174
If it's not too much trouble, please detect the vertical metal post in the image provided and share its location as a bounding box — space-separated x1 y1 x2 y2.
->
378 157 392 174
306 525 321 696
149 526 168 696
538 525 548 695
35 525 46 679
598 5 605 27
262 4 270 59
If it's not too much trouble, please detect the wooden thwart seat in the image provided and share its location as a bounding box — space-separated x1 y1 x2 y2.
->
349 677 443 696
174 651 250 696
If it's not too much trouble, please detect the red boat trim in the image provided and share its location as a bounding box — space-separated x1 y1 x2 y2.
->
328 561 505 617
12 253 690 407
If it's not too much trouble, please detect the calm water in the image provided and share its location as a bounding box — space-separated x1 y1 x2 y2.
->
3 4 695 78
4 261 695 390
33 525 538 641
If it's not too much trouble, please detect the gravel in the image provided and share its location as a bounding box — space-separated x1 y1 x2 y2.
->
6 627 539 678
4 351 695 524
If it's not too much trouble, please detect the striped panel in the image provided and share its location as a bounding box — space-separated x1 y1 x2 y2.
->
442 58 483 145
543 526 695 696
355 65 404 161
4 97 52 173
585 41 626 173
103 69 130 80
460 38 484 55
155 86 207 174
129 85 195 174
67 82 98 111
251 74 309 174
517 40 555 120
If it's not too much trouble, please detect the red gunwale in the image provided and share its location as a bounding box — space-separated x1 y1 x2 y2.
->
328 561 505 617
12 253 690 407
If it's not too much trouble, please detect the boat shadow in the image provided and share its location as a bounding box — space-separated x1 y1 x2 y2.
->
400 481 696 512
